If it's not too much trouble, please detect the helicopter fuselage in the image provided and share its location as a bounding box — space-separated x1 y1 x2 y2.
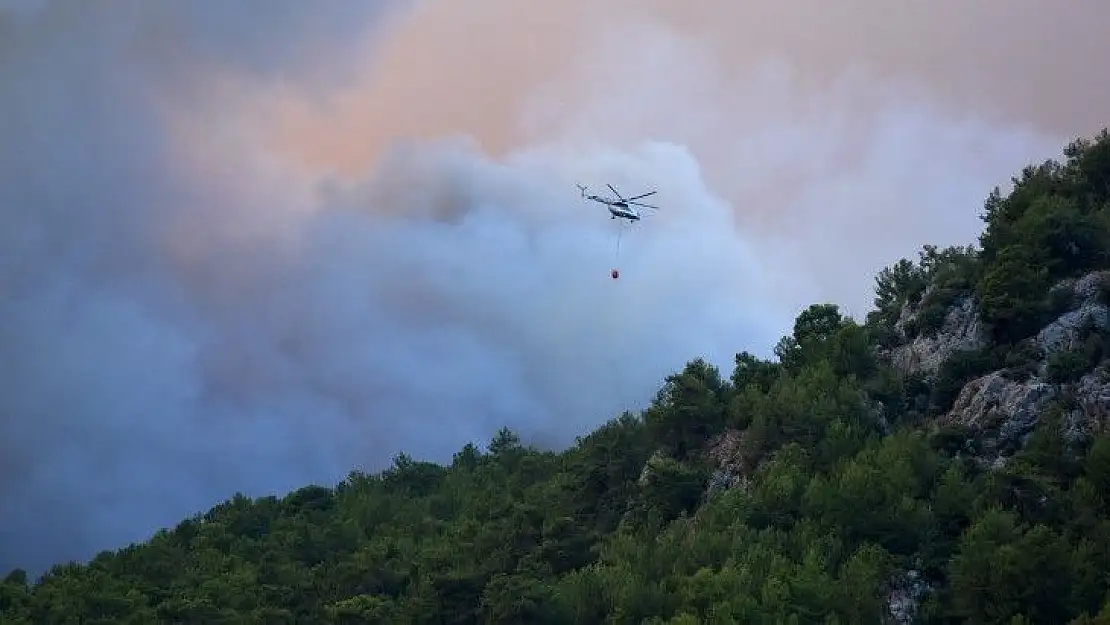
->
586 194 640 220
580 185 651 222
607 205 640 220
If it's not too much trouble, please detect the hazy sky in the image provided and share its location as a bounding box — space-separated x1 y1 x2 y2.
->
1 0 1104 574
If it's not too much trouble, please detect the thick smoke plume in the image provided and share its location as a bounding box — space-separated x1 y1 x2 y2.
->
0 0 1098 573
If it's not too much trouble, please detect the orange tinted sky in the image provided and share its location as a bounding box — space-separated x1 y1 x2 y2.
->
262 0 1108 176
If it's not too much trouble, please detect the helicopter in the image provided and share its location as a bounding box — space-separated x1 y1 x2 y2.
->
577 183 659 222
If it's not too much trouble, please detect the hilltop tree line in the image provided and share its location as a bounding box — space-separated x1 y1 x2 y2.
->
4 131 1110 624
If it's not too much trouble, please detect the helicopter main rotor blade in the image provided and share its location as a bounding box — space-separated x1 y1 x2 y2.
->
606 183 625 201
625 190 657 201
629 201 659 209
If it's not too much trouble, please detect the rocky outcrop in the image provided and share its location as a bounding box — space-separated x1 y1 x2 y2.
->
704 429 753 497
943 372 1057 461
885 567 929 625
884 271 1104 379
890 293 987 377
888 271 1110 463
1067 366 1110 443
1037 271 1110 357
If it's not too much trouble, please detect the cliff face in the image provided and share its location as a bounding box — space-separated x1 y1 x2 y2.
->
1037 271 1110 359
889 290 987 378
692 259 1110 493
887 270 1110 467
942 372 1057 466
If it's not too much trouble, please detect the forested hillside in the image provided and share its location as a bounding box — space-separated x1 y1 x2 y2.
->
5 131 1110 624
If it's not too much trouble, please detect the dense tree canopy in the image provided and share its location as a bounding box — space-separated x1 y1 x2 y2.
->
5 131 1110 624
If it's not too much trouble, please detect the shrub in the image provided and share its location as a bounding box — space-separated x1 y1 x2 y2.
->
931 348 1003 414
1002 340 1044 380
1047 283 1078 317
930 424 978 456
1045 349 1090 384
915 301 950 337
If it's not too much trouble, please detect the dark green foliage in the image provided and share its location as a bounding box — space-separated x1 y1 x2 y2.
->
626 455 710 530
913 294 953 337
977 244 1054 343
1048 283 1079 316
8 130 1110 624
1096 278 1110 307
732 350 781 393
930 424 978 457
870 319 903 349
976 131 1110 344
793 303 845 345
644 358 728 460
874 257 928 322
947 509 1075 624
1084 437 1110 495
931 347 1003 414
1045 320 1110 384
1046 349 1093 384
1012 407 1084 485
872 245 980 333
1002 339 1044 380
